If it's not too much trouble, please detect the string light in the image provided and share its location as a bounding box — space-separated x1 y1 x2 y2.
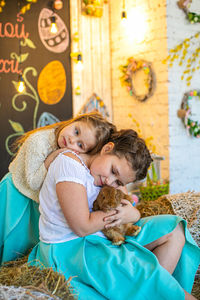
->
76 0 83 71
50 15 58 34
121 0 127 25
76 53 83 71
17 0 25 93
17 75 25 93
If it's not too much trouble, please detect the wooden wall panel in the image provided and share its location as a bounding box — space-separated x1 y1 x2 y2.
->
70 1 112 120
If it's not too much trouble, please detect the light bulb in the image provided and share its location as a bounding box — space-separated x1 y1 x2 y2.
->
53 0 63 10
50 16 58 34
76 54 83 71
121 10 127 26
17 76 25 93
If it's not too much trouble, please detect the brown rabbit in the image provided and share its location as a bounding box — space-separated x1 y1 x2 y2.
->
93 186 141 245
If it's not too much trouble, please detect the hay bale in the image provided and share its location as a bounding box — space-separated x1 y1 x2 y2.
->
0 256 76 300
136 197 175 218
136 191 200 299
137 191 200 247
0 285 59 299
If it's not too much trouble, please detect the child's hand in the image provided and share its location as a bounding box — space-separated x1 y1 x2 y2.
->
103 210 118 227
103 199 140 229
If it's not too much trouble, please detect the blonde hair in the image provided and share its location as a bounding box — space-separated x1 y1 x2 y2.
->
12 112 116 155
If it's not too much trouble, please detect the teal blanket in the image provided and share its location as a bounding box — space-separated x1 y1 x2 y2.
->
28 215 200 300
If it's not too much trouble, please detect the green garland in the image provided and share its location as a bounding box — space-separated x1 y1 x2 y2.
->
187 11 200 23
179 90 200 138
178 0 200 24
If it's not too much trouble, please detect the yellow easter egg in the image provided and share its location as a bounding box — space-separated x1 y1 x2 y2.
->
37 60 66 105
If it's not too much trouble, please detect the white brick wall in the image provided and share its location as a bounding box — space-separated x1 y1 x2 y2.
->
166 0 200 193
110 0 170 180
70 0 200 194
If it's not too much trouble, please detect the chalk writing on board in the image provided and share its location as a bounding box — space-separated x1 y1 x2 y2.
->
0 13 29 39
0 13 30 75
0 0 72 179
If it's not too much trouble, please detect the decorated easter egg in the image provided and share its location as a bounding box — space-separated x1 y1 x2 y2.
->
79 93 110 118
37 60 66 105
38 8 69 53
37 112 60 127
53 0 63 10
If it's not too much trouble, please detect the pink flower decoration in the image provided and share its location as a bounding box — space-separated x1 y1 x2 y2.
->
183 0 191 8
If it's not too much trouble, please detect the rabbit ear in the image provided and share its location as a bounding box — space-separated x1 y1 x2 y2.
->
96 188 109 210
93 199 99 211
115 189 124 205
124 193 133 204
116 189 133 204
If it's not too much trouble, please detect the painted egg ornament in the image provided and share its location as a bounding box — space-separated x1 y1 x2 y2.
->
53 0 63 10
37 112 60 127
37 60 66 105
38 8 69 53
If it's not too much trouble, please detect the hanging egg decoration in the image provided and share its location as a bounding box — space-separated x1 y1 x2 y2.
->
79 93 110 118
37 112 60 128
53 0 63 10
38 8 69 53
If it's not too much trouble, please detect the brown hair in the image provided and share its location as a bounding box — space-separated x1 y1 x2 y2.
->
12 112 116 155
109 129 152 181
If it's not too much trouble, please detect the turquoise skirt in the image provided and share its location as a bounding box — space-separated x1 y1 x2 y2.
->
0 173 40 265
28 215 200 300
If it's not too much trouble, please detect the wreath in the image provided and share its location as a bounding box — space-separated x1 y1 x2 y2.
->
177 90 200 138
120 57 155 102
177 0 200 23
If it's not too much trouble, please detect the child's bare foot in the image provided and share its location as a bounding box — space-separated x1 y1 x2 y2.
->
184 290 197 300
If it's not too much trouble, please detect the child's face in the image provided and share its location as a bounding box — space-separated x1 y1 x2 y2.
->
90 143 136 188
57 121 96 153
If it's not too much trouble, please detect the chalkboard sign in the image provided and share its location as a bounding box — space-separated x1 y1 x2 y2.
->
0 0 72 179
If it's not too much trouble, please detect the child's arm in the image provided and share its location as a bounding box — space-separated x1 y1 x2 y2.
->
56 181 116 236
44 148 69 170
104 199 141 229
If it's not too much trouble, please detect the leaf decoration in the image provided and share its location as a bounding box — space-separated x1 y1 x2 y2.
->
12 80 18 90
21 38 36 49
10 52 29 63
9 120 24 133
20 53 29 63
163 32 200 85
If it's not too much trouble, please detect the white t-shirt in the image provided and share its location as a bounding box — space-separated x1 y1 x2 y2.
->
39 150 104 243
